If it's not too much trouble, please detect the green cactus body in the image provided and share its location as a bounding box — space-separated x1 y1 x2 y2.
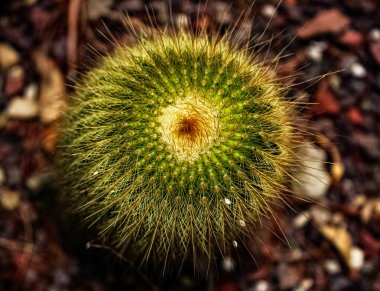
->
59 31 298 268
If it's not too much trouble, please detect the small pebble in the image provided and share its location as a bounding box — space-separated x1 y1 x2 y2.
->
328 74 341 91
261 5 276 19
26 173 50 191
254 280 270 291
0 189 20 211
291 144 331 200
331 212 346 227
350 63 367 78
295 278 314 291
6 97 39 119
290 248 303 260
324 259 341 275
306 42 327 62
24 83 39 100
369 28 380 41
175 14 188 28
222 256 235 272
293 212 309 228
350 247 365 270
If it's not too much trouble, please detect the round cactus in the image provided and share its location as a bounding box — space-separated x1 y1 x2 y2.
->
58 29 299 270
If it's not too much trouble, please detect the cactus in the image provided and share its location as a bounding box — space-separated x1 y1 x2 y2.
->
58 27 300 271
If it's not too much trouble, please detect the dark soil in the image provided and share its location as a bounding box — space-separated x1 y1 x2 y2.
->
1 0 380 290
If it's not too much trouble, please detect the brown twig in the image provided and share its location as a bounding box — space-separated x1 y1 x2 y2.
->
67 0 81 78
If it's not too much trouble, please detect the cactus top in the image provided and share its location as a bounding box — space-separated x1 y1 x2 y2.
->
59 31 297 269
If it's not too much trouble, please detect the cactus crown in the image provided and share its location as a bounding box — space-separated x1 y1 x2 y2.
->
58 27 299 271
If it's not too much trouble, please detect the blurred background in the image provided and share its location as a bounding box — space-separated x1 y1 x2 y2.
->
0 0 380 290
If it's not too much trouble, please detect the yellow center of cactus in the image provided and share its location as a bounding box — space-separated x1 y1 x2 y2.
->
157 95 220 162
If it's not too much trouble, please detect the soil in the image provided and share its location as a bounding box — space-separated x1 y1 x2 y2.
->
0 0 380 290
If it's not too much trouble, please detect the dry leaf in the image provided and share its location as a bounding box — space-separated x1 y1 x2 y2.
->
360 198 380 223
0 189 20 211
42 121 60 154
0 43 20 69
6 97 39 119
320 225 352 268
33 51 67 123
297 9 350 38
319 224 364 270
314 79 341 114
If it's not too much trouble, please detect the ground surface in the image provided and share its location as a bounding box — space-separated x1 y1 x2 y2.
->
1 0 380 290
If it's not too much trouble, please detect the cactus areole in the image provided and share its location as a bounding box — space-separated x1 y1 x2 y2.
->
58 31 299 269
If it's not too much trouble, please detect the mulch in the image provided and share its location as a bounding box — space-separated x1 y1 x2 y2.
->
0 0 380 290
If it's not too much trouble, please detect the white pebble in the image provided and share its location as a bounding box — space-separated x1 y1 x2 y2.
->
175 14 188 28
24 83 38 100
222 256 235 272
369 28 380 41
93 171 99 176
224 197 231 205
255 280 270 291
262 5 276 19
324 259 341 274
350 247 365 270
350 63 367 78
239 219 246 227
293 212 309 228
26 174 42 190
232 240 238 248
306 42 327 62
291 144 331 200
6 97 39 119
